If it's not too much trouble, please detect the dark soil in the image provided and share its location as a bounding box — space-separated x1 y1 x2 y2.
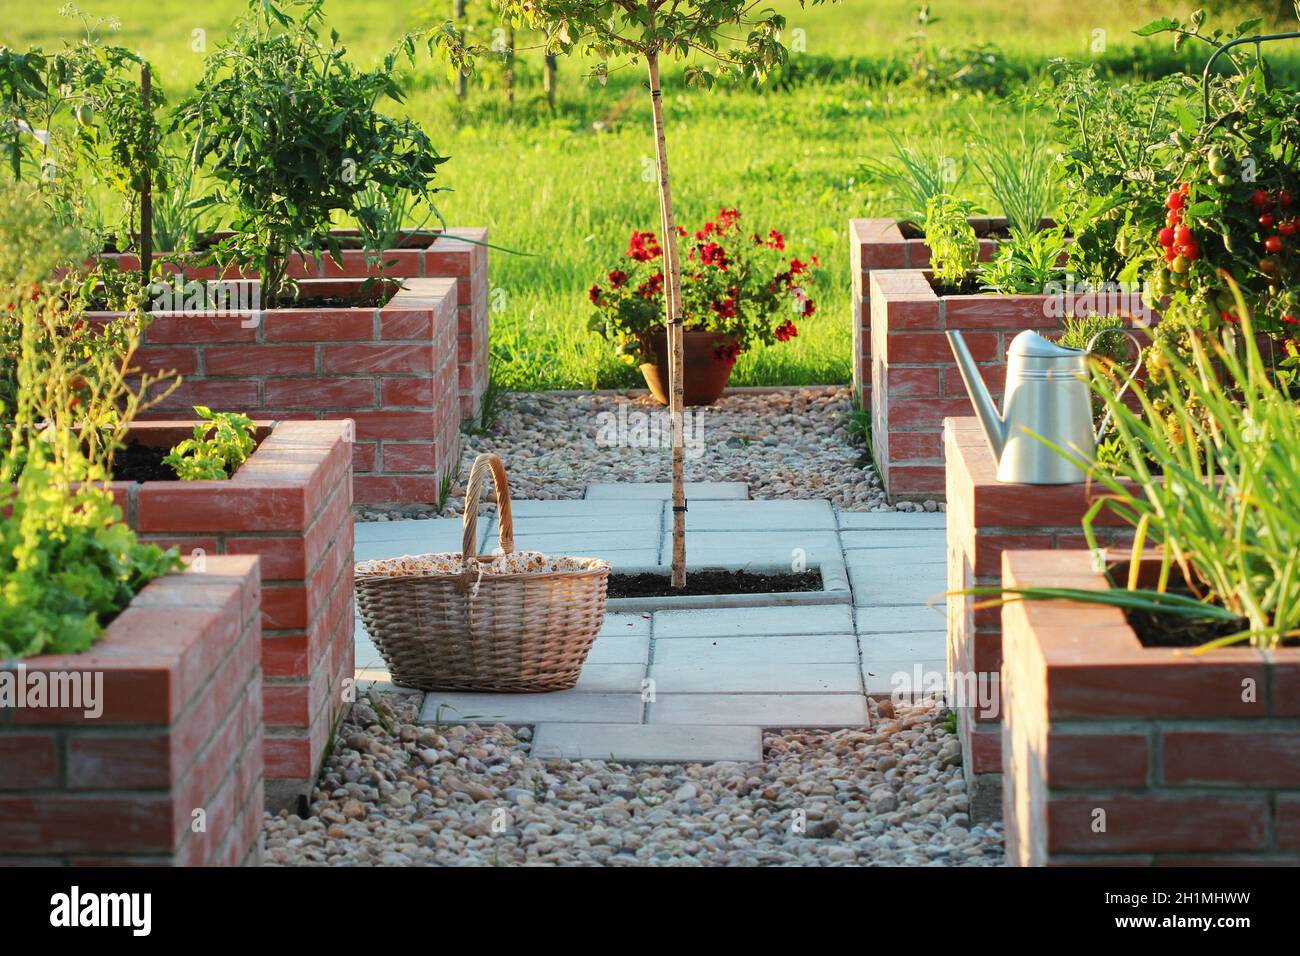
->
607 568 823 599
1121 583 1300 648
930 276 985 296
113 444 176 482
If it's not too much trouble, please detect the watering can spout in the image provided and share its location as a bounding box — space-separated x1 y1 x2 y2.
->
946 330 1007 460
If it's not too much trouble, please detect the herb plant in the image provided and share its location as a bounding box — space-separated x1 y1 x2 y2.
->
923 195 980 287
176 0 447 305
163 406 258 480
860 131 966 228
979 224 1067 294
967 118 1057 239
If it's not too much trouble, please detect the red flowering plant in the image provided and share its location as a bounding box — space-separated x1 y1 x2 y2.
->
588 208 819 365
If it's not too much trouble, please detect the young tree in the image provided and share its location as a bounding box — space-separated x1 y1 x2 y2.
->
432 0 821 587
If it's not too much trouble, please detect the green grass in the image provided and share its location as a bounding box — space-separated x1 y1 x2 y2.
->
7 0 1299 389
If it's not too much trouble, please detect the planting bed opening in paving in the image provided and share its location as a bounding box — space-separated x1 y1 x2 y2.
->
606 568 823 599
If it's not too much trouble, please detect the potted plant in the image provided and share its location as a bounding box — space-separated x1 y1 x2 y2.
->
587 208 819 405
989 297 1300 865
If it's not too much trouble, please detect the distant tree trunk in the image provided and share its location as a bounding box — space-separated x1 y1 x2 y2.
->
505 27 516 108
455 0 467 100
646 49 686 588
544 53 558 111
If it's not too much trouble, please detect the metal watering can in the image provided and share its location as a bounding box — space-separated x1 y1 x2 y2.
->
946 329 1141 485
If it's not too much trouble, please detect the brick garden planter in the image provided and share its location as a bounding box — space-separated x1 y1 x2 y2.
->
0 556 264 865
99 227 491 422
944 416 1140 820
92 276 461 506
1002 550 1300 866
848 217 1005 405
108 419 354 810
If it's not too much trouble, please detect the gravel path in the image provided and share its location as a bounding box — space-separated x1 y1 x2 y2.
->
357 386 944 519
263 693 1003 867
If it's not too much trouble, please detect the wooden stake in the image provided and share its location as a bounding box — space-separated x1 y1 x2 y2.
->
545 53 558 112
646 50 687 589
455 0 468 100
140 65 153 293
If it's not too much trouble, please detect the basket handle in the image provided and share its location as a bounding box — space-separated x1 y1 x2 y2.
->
461 452 514 562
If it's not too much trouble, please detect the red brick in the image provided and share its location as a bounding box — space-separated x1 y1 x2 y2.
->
133 347 199 376
322 343 435 374
381 378 440 406
1279 796 1300 849
223 534 308 581
347 409 439 440
944 294 1051 329
205 345 316 376
353 474 443 505
352 441 377 472
0 795 177 854
154 378 260 410
1046 733 1149 788
885 367 942 397
1046 795 1268 854
885 432 942 463
380 308 436 339
66 735 171 789
889 398 975 429
138 482 307 533
262 309 374 342
264 377 374 408
0 735 59 788
1162 731 1300 786
144 314 257 344
382 442 437 473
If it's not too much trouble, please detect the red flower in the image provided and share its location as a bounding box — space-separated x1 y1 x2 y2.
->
765 229 786 251
637 272 664 299
802 298 816 317
788 258 808 276
589 284 601 304
711 296 738 319
699 242 729 271
608 269 628 288
773 320 799 342
627 230 661 262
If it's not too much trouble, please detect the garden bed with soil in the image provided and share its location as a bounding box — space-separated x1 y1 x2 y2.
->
105 418 355 810
606 568 822 599
1002 550 1300 866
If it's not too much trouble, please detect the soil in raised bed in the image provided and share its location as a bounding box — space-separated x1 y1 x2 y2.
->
606 568 822 599
1123 585 1297 648
112 444 177 482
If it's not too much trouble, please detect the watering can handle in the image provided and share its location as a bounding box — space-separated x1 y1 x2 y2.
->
1087 329 1144 442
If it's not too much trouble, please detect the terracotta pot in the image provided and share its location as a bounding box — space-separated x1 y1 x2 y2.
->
638 330 738 406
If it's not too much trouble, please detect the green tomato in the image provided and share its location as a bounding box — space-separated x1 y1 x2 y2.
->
1171 255 1191 275
1216 173 1234 187
1208 150 1230 176
73 103 93 127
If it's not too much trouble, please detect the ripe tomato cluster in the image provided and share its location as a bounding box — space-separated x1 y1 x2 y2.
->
1158 183 1200 278
1252 188 1296 277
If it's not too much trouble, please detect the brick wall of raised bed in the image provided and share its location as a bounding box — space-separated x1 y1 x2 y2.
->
1003 550 1300 866
0 557 264 865
945 417 1137 822
102 227 491 423
121 278 460 506
848 217 1002 405
110 419 354 809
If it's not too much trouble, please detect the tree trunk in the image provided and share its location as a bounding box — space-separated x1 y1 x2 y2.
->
505 27 516 109
646 50 687 588
544 53 558 112
454 0 467 100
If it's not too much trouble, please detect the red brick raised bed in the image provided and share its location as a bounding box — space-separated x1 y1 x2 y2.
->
945 416 1139 820
0 556 264 865
1002 550 1300 866
100 227 491 422
848 217 1004 405
95 276 462 506
110 419 354 809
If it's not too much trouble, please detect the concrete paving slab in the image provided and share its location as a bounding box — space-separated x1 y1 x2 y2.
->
509 498 665 517
840 529 948 552
849 563 947 607
651 634 859 666
861 660 947 696
653 603 854 638
507 513 663 535
599 613 653 637
531 723 762 762
854 604 947 633
419 691 644 725
649 661 862 694
837 512 947 530
508 531 660 554
586 635 651 665
574 663 648 693
648 693 868 727
685 499 836 531
860 631 947 660
354 517 484 551
586 481 748 500
668 530 844 566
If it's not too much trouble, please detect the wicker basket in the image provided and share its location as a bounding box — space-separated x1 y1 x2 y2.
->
354 453 610 692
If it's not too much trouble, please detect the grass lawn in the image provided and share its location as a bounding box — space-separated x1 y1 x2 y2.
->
7 0 1295 390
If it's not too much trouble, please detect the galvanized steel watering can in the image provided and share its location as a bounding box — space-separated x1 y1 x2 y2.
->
946 329 1140 485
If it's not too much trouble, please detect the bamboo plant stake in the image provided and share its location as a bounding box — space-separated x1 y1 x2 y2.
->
139 65 153 289
646 48 687 588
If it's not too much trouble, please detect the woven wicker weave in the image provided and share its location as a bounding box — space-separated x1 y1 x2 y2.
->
354 453 611 692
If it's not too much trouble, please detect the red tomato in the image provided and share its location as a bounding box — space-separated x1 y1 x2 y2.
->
1166 209 1182 226
1158 227 1176 246
1180 241 1201 261
1279 220 1298 238
1260 213 1277 229
1251 189 1272 210
1281 190 1294 209
1166 191 1186 210
1174 226 1194 245
1265 235 1285 254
